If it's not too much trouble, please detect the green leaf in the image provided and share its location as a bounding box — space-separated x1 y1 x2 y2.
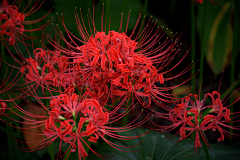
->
206 2 232 75
197 1 223 41
89 128 240 160
197 1 234 75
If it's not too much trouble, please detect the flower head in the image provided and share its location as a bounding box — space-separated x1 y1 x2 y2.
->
0 0 51 45
74 31 164 108
21 48 70 95
11 92 146 159
43 93 109 159
44 5 192 111
156 90 240 154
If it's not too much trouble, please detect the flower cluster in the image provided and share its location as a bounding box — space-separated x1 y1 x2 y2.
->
74 31 164 107
0 1 239 160
46 7 191 110
21 48 69 94
0 0 50 45
1 4 186 158
43 94 109 159
156 91 240 154
0 0 25 45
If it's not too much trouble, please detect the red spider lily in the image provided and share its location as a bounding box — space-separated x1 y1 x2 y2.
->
0 0 51 45
4 92 149 160
153 90 240 154
43 94 110 159
42 4 193 111
4 41 86 99
20 48 71 95
0 3 193 159
73 31 164 108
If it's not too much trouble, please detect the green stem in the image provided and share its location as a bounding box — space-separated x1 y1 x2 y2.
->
200 130 211 160
190 5 196 93
72 111 77 132
75 85 81 96
202 138 211 160
63 148 71 160
199 0 207 99
49 144 54 160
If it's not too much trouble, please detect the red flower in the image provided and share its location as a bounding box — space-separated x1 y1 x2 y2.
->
1 3 191 159
155 91 240 154
74 31 164 107
20 48 72 96
3 90 147 159
44 5 192 110
0 0 51 45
